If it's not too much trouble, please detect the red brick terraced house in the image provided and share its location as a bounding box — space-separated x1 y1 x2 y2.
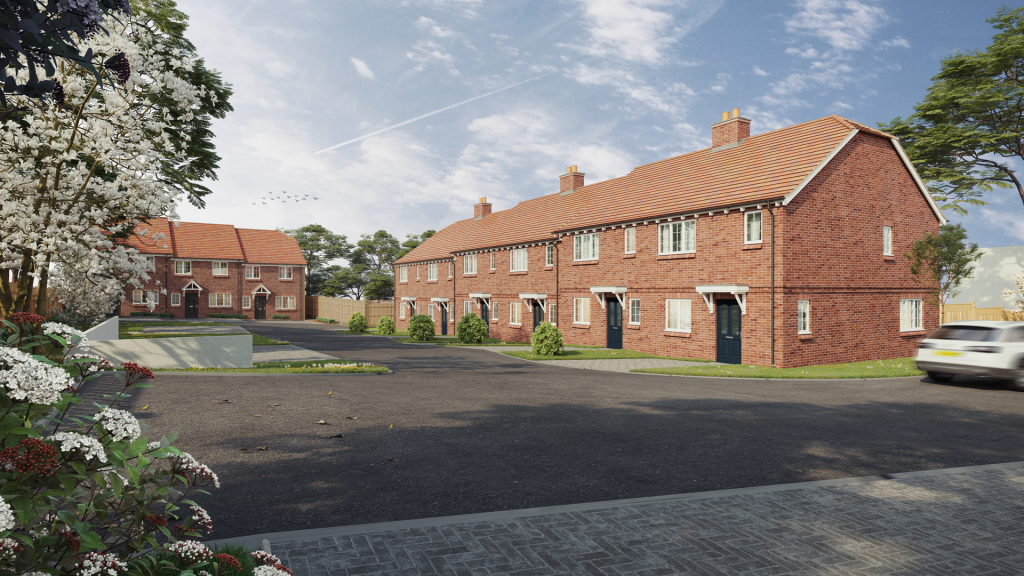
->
118 218 307 320
393 111 946 368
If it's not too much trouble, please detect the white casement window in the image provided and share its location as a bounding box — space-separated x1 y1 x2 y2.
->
145 256 156 271
900 298 923 331
511 248 528 272
279 266 292 280
464 254 477 274
491 302 498 322
448 262 453 278
545 245 554 267
665 299 692 332
428 302 435 320
629 298 641 324
209 293 232 307
174 260 191 275
659 220 696 254
171 293 181 307
428 263 438 281
464 300 472 317
275 296 296 310
245 265 260 279
798 300 811 334
242 296 251 309
745 211 763 244
548 303 557 326
510 302 522 325
400 303 406 319
490 252 495 271
416 265 419 280
400 266 408 282
573 297 591 324
883 226 893 256
132 290 158 305
624 227 636 254
212 261 229 276
574 233 599 261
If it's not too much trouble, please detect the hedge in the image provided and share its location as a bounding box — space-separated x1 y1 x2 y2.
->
272 314 289 320
209 313 248 319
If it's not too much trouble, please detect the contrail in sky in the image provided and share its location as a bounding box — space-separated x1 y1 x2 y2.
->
314 71 557 154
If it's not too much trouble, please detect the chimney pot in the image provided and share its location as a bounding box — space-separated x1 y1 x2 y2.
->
721 111 729 121
732 108 740 119
712 108 751 148
559 166 585 194
474 197 492 219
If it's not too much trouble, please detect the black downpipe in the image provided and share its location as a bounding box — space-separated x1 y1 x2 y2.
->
554 242 559 326
769 204 776 367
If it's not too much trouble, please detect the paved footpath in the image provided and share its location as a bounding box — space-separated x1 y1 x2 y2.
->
535 358 716 373
241 462 1024 576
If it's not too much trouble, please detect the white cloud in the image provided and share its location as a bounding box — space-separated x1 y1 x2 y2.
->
407 40 460 75
831 100 852 110
768 62 855 98
566 0 725 65
879 36 910 49
752 66 769 77
350 57 376 80
785 0 889 52
709 72 730 93
402 0 482 18
980 208 1024 242
570 63 695 114
416 16 456 38
785 45 819 59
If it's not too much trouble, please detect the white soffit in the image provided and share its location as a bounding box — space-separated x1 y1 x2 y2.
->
430 297 449 302
589 286 627 294
695 284 749 294
519 293 548 299
782 129 858 206
400 296 416 301
890 138 947 224
468 293 492 298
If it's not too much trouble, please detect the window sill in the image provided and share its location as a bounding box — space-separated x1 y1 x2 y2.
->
489 270 496 274
508 324 521 329
900 330 926 337
626 324 640 330
399 281 409 285
798 333 814 340
572 323 590 329
656 253 695 260
448 277 453 280
509 271 528 276
883 255 895 261
572 260 599 266
623 253 636 259
463 274 477 278
213 274 229 278
742 243 763 250
427 280 438 284
173 273 192 276
663 331 691 338
545 265 554 270
245 278 262 281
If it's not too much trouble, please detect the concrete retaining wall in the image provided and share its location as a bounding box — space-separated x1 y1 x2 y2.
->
88 335 252 369
84 316 119 342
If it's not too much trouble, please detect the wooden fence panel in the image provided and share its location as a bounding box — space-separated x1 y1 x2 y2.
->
305 296 394 326
941 302 1020 324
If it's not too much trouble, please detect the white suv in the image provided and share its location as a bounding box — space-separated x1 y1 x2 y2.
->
915 321 1024 390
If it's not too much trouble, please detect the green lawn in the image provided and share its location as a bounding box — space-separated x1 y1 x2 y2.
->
154 359 388 374
502 349 712 361
120 321 233 333
119 333 287 346
634 357 925 379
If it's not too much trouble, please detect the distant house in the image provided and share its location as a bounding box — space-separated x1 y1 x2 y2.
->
947 245 1024 309
393 110 946 368
118 218 307 319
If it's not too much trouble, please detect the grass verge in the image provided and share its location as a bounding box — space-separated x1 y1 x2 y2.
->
391 336 531 346
119 333 288 346
154 359 388 373
502 349 711 361
633 357 924 379
120 321 233 333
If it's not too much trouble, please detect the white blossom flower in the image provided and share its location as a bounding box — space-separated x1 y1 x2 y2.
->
165 540 212 564
170 451 219 489
254 566 291 576
76 552 127 576
51 432 108 463
42 322 89 349
0 537 21 564
93 408 141 442
250 551 282 566
0 348 75 405
190 505 213 532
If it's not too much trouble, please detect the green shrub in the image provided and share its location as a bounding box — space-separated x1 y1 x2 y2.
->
129 311 173 317
209 313 248 319
316 316 338 324
408 314 435 341
457 312 487 343
348 311 369 333
531 321 564 355
377 316 396 335
272 314 289 320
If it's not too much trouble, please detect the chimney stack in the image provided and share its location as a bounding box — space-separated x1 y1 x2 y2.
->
559 165 585 194
711 108 751 149
474 197 492 219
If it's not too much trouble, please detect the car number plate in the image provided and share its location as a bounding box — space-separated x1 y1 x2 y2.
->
934 350 963 357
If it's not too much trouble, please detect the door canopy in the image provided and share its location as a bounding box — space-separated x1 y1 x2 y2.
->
252 284 271 295
589 286 626 310
468 293 491 309
182 280 202 292
519 293 548 312
695 284 749 315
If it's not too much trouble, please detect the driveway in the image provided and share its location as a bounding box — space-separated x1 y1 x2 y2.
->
118 320 1024 540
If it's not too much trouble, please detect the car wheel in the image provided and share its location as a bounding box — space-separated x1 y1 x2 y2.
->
927 371 954 383
1006 360 1024 392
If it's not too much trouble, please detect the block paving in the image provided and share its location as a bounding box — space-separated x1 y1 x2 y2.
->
273 466 1024 576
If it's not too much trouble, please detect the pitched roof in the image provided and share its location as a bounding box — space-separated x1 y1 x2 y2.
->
170 221 245 260
394 217 478 265
123 217 174 255
236 229 307 265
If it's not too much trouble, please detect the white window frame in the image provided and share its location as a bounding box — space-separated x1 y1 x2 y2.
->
511 248 528 272
745 211 763 244
464 300 472 318
416 265 419 280
464 254 477 275
573 297 591 324
548 303 557 326
448 262 453 279
510 302 522 325
145 256 156 271
428 263 438 281
545 245 554 267
428 301 435 320
624 227 636 254
279 266 293 280
629 298 641 325
798 300 811 334
400 302 406 319
174 260 191 275
665 299 692 333
245 265 260 280
883 226 893 256
900 298 922 332
400 266 408 282
171 293 181 307
242 296 251 309
574 233 599 261
275 296 296 310
209 293 232 308
213 261 229 276
491 302 497 323
659 221 696 254
132 290 158 305
490 252 495 271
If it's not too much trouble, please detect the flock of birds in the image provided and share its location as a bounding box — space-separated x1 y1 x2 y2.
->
252 191 319 205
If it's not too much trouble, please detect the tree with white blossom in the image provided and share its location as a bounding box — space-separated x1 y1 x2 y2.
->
1003 271 1024 313
0 0 232 320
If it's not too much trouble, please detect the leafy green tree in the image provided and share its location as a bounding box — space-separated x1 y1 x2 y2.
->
284 224 352 295
323 264 369 300
350 230 401 300
399 229 436 259
879 6 1024 214
905 224 984 311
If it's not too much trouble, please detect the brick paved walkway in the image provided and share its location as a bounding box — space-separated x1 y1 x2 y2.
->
537 358 719 373
255 462 1024 576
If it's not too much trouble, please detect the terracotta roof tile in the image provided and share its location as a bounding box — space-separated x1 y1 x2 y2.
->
123 217 174 255
236 228 307 265
170 221 245 260
394 217 478 265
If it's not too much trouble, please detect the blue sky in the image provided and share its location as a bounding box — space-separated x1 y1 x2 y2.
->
174 0 1024 248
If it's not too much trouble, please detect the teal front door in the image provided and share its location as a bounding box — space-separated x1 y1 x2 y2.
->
716 299 742 364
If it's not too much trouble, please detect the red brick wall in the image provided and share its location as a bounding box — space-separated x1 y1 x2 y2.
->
394 260 457 332
711 118 751 148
